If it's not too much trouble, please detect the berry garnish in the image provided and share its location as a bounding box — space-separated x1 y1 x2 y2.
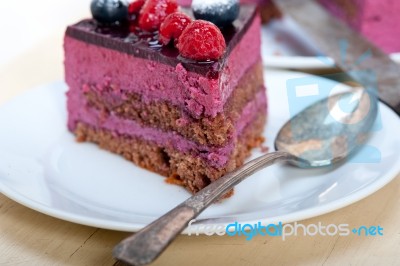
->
159 13 192 45
139 0 179 32
192 0 239 28
128 0 145 14
91 0 129 24
177 20 226 61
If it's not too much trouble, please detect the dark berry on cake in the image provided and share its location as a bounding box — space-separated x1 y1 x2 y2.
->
159 12 192 45
139 0 179 31
192 0 240 28
90 0 129 24
128 0 145 14
177 20 226 61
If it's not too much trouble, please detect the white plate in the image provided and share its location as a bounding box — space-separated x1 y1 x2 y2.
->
1 69 400 233
261 16 400 69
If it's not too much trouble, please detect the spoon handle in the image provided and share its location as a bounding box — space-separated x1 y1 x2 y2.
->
113 151 300 266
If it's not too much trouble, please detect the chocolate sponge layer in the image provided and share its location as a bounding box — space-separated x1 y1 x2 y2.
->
74 112 266 194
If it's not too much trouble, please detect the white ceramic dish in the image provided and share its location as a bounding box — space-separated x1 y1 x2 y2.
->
0 69 399 233
261 16 400 69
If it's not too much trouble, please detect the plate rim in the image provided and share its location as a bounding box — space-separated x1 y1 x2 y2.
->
263 53 400 70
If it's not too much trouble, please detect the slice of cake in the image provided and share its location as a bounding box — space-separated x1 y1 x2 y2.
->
318 0 400 53
64 0 266 195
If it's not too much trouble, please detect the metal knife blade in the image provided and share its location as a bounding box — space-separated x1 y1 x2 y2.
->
273 0 400 115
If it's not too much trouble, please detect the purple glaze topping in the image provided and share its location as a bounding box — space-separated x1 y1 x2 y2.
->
65 6 256 76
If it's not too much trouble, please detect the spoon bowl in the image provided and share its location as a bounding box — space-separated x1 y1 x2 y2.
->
276 89 378 168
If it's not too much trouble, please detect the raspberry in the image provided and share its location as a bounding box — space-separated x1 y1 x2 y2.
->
159 12 192 45
128 0 145 14
177 20 226 61
138 0 179 32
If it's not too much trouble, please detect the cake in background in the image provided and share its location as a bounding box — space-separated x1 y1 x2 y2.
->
239 0 400 53
64 0 266 196
319 0 400 53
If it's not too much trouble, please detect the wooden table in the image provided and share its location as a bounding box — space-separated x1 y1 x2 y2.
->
1 29 399 266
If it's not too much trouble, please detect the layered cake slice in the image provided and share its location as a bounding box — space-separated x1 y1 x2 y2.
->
64 0 266 195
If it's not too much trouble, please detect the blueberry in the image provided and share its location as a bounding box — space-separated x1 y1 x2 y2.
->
192 0 240 28
90 0 129 24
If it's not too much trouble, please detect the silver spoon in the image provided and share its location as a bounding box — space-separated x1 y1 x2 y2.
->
113 88 378 266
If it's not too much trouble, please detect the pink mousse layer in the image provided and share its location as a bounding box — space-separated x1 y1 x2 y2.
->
68 89 267 168
319 0 400 53
64 15 261 119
